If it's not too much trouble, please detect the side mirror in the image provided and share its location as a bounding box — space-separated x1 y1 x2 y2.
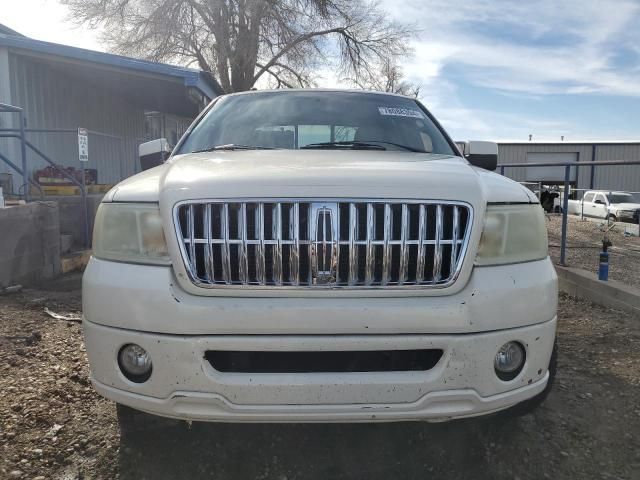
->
460 141 498 171
594 199 604 205
139 138 172 171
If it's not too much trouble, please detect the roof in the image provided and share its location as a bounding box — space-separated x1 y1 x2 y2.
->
0 23 24 37
0 32 220 100
223 88 417 100
498 140 640 146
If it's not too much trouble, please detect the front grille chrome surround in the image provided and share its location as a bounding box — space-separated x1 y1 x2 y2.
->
173 199 473 290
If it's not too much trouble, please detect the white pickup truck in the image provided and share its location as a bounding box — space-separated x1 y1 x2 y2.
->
567 190 640 223
83 89 557 426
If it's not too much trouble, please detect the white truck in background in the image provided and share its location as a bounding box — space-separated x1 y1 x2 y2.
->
566 190 640 223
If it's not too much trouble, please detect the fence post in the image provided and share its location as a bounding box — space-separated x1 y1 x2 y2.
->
19 113 29 202
82 186 90 248
559 164 570 266
80 162 90 248
500 165 505 176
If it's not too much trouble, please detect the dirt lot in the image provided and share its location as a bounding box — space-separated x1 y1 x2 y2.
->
547 214 640 288
1 276 640 480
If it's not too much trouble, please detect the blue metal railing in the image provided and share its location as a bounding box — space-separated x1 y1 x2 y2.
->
0 103 90 247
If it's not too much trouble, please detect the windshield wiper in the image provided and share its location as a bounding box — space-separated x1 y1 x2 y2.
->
301 140 425 152
192 144 275 153
300 141 386 151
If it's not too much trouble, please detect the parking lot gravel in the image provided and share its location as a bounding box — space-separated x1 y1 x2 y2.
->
1 275 639 480
547 214 640 288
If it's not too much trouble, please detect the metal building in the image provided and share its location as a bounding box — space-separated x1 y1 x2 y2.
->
497 141 640 196
0 26 219 194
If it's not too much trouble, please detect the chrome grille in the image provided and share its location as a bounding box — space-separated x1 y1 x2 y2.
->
174 200 473 289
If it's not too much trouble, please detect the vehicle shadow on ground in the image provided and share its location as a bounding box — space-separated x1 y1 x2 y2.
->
117 414 526 480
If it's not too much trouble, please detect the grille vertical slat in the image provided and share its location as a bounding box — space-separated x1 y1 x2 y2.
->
204 204 214 283
221 204 231 284
307 205 313 285
348 203 358 286
451 206 460 273
382 204 392 285
365 203 375 286
256 203 266 285
177 199 471 289
398 204 409 285
239 203 248 284
273 203 283 286
334 206 340 283
432 205 443 284
187 205 196 274
416 204 426 283
290 203 300 286
309 204 318 283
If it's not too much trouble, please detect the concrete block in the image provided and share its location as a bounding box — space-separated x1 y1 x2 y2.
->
60 234 73 254
622 224 639 237
556 265 640 318
61 250 92 274
46 194 103 248
0 202 61 287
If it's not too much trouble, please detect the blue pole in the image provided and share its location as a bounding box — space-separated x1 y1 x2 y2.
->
598 250 609 281
559 165 570 266
19 113 29 202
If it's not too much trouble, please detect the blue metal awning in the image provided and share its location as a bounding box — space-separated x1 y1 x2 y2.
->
0 33 220 101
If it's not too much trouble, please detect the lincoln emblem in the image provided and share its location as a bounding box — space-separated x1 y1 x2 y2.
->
310 203 339 285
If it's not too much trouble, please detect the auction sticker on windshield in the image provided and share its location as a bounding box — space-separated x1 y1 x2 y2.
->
378 106 424 118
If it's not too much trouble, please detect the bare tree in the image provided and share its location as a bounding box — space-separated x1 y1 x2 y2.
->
61 0 415 93
352 59 421 97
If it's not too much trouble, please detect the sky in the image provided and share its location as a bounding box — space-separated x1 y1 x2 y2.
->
2 0 640 142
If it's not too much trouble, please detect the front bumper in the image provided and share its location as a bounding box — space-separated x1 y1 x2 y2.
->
84 317 557 422
619 211 640 223
83 256 557 422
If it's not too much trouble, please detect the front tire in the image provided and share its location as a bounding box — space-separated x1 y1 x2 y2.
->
117 403 184 435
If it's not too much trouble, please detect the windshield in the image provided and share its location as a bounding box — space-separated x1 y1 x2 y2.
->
607 193 638 203
176 91 456 155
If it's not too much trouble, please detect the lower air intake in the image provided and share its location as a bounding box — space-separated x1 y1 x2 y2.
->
205 349 444 373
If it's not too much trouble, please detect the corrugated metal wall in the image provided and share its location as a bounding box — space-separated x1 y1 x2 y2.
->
498 143 640 194
0 46 19 193
4 53 145 186
0 53 195 191
591 144 640 193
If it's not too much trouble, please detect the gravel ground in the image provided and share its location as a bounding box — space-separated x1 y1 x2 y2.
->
547 214 640 288
1 276 640 480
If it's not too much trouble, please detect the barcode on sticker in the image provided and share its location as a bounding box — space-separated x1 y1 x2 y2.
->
378 106 424 118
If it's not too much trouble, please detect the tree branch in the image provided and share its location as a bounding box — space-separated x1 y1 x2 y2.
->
255 62 295 88
253 26 346 84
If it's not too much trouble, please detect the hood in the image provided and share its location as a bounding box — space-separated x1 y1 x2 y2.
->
106 150 533 205
612 202 640 210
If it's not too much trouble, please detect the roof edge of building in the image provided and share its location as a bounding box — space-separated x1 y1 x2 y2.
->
498 141 640 145
0 32 220 100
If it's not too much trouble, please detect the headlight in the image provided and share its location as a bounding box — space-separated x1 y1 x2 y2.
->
93 203 170 265
476 204 547 266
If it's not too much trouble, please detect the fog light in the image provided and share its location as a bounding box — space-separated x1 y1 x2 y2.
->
118 344 152 383
494 341 525 381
